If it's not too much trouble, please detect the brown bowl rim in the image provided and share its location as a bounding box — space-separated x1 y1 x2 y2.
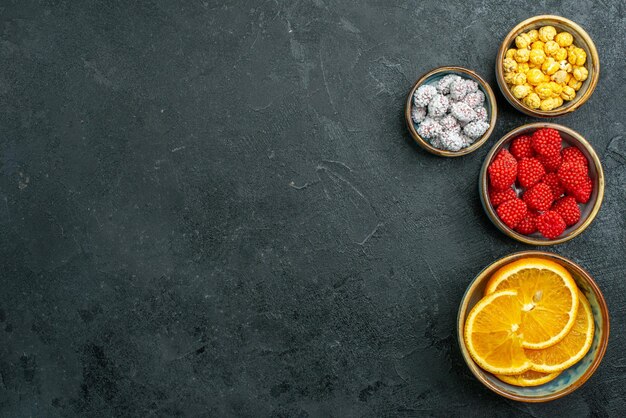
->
405 66 498 157
479 122 604 246
495 15 600 118
457 250 610 402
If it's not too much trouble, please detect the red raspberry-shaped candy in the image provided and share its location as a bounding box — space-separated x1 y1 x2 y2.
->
523 182 554 211
532 128 562 157
537 210 567 239
510 135 535 159
489 187 517 208
517 157 546 188
493 148 517 164
538 152 563 173
542 173 565 200
553 196 581 226
488 149 518 191
496 198 528 229
558 160 588 190
562 146 588 167
567 176 593 203
515 211 539 235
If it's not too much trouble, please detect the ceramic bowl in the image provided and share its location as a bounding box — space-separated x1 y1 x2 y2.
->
405 66 497 157
479 123 604 245
496 15 599 117
457 250 609 402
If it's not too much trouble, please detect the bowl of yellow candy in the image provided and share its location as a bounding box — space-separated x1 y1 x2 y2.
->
496 15 599 117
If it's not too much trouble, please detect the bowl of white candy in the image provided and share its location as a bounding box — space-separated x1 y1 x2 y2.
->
405 66 498 157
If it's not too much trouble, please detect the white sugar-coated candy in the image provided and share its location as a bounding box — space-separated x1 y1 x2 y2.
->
412 74 490 151
474 106 488 122
416 117 443 139
450 102 477 123
413 84 437 107
411 106 427 124
463 120 490 139
461 134 475 147
430 135 444 149
439 115 460 132
439 130 464 151
437 74 462 94
464 91 485 108
449 79 470 101
464 79 479 93
428 94 449 118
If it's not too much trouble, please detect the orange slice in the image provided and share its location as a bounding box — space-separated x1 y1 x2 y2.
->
496 370 560 387
484 257 579 349
525 290 594 373
464 289 532 375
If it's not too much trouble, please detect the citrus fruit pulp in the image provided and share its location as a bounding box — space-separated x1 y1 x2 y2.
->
525 290 594 373
496 370 560 387
464 289 532 375
484 257 579 349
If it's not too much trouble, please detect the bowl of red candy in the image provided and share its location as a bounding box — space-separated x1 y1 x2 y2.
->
479 123 604 245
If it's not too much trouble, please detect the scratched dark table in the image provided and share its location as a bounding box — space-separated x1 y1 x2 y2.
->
1 1 625 417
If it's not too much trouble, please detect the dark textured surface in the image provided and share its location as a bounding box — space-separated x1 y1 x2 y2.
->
1 0 625 416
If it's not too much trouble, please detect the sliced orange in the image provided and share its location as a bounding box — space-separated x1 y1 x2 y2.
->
464 289 532 375
525 290 594 373
484 257 579 349
496 370 560 387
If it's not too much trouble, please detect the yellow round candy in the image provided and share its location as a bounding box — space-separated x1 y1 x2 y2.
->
535 83 553 99
568 78 583 91
561 86 576 101
504 72 516 84
514 48 530 63
551 70 568 84
527 29 539 42
575 48 587 66
506 48 517 59
559 60 572 72
503 57 518 73
555 32 574 47
527 68 545 85
531 41 545 50
524 92 541 109
538 26 557 42
517 63 530 73
561 87 575 101
529 49 546 66
548 81 563 95
554 47 568 61
544 40 559 56
568 48 587 66
515 33 531 49
512 84 532 99
541 58 559 75
573 66 589 81
512 72 527 85
540 97 558 111
567 49 577 65
565 72 573 84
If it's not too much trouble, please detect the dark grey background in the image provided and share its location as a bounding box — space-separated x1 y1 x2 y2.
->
1 0 625 417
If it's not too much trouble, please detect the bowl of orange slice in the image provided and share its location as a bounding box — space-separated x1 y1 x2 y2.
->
457 251 609 402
